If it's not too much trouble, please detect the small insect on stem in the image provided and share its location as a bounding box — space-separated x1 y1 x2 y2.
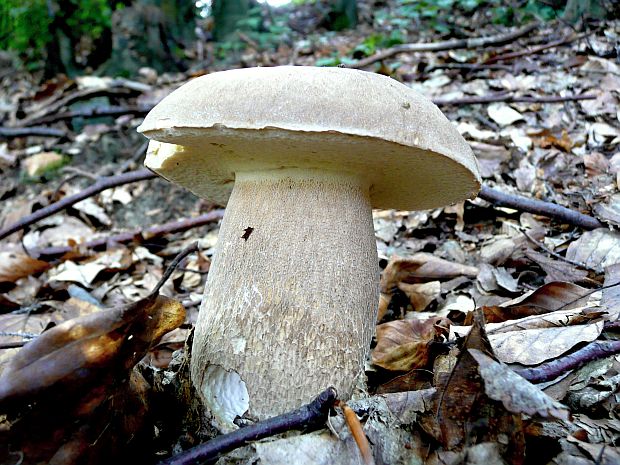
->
241 227 254 241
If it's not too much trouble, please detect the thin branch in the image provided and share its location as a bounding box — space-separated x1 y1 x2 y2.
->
18 86 136 126
0 168 157 241
478 186 604 230
150 242 198 297
433 93 595 106
159 387 338 465
0 126 66 138
521 229 595 271
483 31 590 64
348 22 539 69
516 340 620 383
32 209 225 260
24 105 152 127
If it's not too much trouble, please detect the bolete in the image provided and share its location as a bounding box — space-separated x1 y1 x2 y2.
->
137 66 480 428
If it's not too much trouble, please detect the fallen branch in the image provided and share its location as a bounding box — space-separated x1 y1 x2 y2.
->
516 340 620 383
25 105 152 127
32 209 224 260
433 92 595 106
483 31 590 64
160 387 338 465
0 126 66 139
19 86 137 126
478 186 604 230
348 22 539 69
0 168 157 241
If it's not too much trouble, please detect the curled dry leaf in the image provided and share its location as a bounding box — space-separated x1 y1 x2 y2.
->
469 349 571 421
372 317 447 372
379 254 478 319
0 250 50 283
397 281 441 312
467 281 595 324
0 294 185 405
0 293 185 465
435 309 525 458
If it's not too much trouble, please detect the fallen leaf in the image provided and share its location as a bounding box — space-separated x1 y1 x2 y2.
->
397 281 441 311
524 249 590 284
372 317 445 372
566 229 620 272
470 281 595 323
469 349 570 421
488 321 604 366
22 151 64 177
0 294 185 404
0 251 50 283
435 309 525 459
488 103 524 126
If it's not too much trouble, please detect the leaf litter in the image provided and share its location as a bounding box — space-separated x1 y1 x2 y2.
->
1 5 620 464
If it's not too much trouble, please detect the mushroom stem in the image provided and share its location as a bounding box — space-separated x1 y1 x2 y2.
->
191 168 378 426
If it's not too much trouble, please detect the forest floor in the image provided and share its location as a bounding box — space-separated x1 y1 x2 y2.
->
1 3 619 464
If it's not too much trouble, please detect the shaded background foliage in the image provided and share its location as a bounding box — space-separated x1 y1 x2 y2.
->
0 0 615 79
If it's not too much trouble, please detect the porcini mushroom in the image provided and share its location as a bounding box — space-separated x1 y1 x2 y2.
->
137 66 480 428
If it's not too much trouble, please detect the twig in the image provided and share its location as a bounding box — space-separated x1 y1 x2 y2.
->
515 340 620 383
159 387 338 465
434 93 595 106
24 105 152 127
18 86 136 126
150 242 199 297
339 402 375 465
0 168 157 241
0 126 66 138
348 22 539 69
521 229 595 271
478 186 604 230
32 210 225 260
0 342 26 350
483 32 589 64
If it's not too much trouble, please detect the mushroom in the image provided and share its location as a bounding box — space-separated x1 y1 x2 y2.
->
137 66 480 428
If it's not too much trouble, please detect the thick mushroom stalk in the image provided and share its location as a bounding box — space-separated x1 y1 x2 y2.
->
192 169 377 425
137 66 481 430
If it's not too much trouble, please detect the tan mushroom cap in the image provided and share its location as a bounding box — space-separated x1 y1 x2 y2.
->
138 66 481 210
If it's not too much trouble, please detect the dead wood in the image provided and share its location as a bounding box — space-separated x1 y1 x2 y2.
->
516 340 620 383
32 209 224 260
478 186 604 230
434 92 595 106
0 168 157 241
160 387 338 465
348 22 539 69
24 105 152 127
483 32 590 64
0 126 66 139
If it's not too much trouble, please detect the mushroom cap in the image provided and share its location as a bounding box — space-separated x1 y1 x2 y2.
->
138 66 480 210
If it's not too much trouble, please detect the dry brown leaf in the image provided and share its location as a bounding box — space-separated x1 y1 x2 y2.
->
435 309 525 459
524 249 590 284
566 229 620 272
0 293 185 465
469 349 570 421
397 281 441 312
531 129 573 152
379 254 478 319
0 251 50 283
372 318 445 372
0 294 185 404
468 281 595 324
